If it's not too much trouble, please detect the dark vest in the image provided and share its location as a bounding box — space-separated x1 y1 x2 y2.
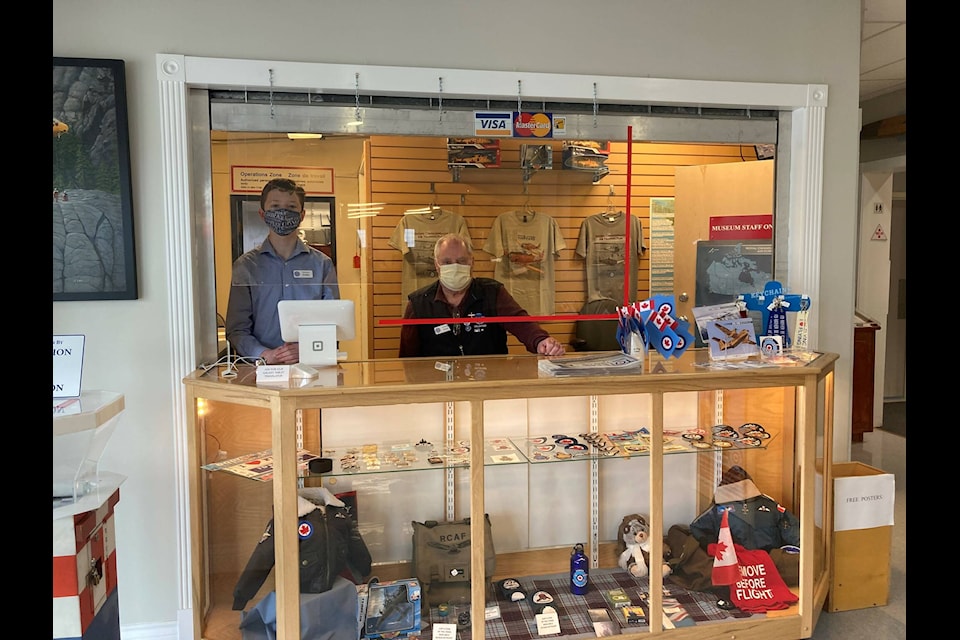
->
408 278 508 356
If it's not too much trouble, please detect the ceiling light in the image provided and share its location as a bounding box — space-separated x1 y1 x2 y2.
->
286 133 323 140
346 202 384 219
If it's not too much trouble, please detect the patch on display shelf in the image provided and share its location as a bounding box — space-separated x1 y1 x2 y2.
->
316 439 529 474
516 429 707 461
418 568 754 640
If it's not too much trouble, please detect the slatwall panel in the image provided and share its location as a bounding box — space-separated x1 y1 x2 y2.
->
368 135 755 359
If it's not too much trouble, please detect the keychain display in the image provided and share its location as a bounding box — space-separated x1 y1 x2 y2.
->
737 281 812 349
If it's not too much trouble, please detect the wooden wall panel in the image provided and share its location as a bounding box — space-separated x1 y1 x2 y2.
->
672 161 776 325
368 136 756 359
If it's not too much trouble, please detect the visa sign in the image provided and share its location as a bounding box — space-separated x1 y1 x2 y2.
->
474 112 512 137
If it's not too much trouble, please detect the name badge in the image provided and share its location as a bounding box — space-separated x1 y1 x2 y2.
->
292 269 314 278
434 324 452 335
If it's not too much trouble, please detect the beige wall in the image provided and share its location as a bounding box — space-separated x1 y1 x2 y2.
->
52 1 862 634
211 134 366 356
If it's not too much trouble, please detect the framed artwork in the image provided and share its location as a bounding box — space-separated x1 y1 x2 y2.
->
53 57 138 300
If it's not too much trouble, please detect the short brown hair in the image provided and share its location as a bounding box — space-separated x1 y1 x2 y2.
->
260 178 306 210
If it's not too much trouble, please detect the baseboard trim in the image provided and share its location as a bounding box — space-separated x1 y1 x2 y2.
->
120 621 179 640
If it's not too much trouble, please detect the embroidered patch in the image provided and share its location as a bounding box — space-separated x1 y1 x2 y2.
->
298 520 313 540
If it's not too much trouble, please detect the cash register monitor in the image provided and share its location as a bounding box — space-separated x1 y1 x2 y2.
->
278 299 355 366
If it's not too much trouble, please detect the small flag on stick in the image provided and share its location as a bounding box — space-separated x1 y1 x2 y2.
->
711 508 740 585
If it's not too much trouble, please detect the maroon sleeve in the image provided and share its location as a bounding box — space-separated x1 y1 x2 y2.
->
495 286 550 354
398 300 421 357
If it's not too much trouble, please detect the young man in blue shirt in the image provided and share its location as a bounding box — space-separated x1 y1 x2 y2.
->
226 178 340 364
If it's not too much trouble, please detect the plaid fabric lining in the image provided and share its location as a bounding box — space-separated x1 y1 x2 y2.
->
417 568 757 640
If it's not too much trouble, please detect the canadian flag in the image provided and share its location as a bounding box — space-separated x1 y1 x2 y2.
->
710 509 740 585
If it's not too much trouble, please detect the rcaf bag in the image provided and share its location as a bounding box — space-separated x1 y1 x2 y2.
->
411 515 496 606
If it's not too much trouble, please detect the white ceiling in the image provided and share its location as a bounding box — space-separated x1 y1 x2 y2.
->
861 0 906 102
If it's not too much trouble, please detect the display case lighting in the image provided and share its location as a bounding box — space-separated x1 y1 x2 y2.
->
346 202 384 219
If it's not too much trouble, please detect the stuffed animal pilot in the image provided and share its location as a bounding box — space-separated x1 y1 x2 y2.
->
616 513 672 579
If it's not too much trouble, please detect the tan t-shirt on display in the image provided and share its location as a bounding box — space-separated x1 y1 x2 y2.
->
389 209 470 310
575 211 646 304
482 210 566 316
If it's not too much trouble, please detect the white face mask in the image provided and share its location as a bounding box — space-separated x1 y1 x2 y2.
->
438 263 472 291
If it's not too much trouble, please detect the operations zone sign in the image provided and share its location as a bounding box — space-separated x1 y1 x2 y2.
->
231 165 335 195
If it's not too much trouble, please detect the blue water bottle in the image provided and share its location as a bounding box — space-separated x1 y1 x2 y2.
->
570 542 589 595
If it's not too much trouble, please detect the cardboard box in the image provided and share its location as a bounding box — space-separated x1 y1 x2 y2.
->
824 462 895 612
603 587 632 608
520 144 553 170
362 578 422 639
564 140 610 155
561 145 608 171
447 137 501 168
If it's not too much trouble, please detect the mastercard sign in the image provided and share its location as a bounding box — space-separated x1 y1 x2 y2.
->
513 112 554 138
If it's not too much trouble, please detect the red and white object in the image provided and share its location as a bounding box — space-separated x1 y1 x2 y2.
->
53 488 121 640
710 508 740 585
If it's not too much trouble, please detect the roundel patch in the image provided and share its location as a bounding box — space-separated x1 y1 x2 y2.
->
298 520 313 539
660 335 674 350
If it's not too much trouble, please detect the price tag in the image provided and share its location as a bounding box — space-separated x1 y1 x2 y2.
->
432 623 457 640
535 610 560 635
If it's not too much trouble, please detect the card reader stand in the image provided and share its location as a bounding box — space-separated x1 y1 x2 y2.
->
298 324 338 368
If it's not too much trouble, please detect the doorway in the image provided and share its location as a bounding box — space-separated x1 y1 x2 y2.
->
883 175 906 401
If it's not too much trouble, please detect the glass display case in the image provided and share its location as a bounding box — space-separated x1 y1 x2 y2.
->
53 390 125 506
183 349 837 640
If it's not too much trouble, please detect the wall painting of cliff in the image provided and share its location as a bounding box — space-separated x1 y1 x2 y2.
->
53 58 138 300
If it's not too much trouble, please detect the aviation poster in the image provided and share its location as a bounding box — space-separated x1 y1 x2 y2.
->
695 240 771 339
649 197 675 296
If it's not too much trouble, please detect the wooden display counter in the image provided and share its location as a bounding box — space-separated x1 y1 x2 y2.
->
183 349 838 640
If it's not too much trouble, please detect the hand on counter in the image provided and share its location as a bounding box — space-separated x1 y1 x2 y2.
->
537 337 566 357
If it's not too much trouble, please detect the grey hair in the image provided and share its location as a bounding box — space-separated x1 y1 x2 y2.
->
433 232 474 261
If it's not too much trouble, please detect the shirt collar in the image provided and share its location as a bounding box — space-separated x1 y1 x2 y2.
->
257 236 310 258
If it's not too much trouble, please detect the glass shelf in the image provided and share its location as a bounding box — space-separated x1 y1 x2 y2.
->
201 423 779 482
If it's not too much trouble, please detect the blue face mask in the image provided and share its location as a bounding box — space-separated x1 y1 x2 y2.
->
263 208 301 236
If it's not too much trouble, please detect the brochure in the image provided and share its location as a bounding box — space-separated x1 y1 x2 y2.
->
201 448 321 481
538 352 642 377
